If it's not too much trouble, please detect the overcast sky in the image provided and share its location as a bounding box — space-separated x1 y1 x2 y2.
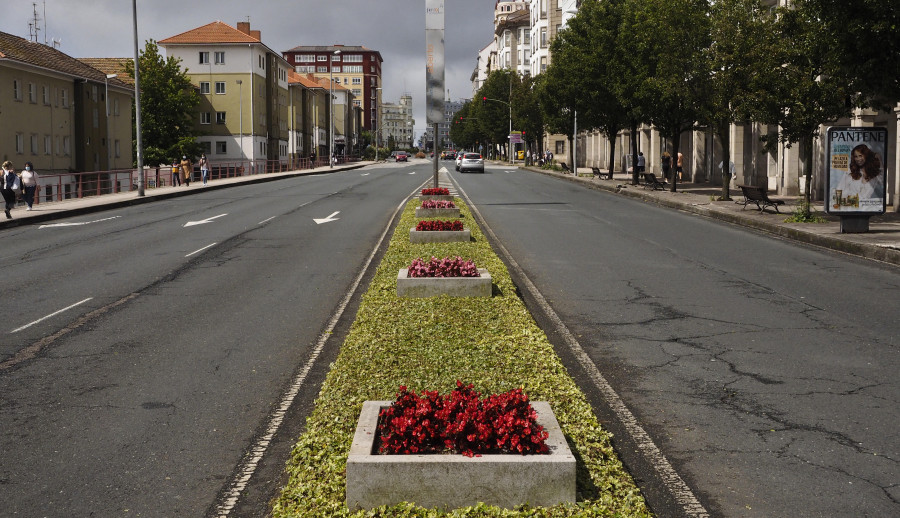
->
2 0 496 141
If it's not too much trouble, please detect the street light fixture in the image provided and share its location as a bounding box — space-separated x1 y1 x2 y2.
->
131 0 144 196
105 73 117 171
329 49 341 168
236 79 243 162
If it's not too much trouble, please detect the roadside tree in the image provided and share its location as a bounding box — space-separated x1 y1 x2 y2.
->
124 40 200 167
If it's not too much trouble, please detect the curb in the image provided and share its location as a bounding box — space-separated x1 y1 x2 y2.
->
524 166 900 267
0 163 367 231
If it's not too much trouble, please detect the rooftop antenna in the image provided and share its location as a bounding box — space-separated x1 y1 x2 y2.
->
43 0 48 45
29 3 42 42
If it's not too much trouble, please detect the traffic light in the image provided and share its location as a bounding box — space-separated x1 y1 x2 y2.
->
482 96 487 106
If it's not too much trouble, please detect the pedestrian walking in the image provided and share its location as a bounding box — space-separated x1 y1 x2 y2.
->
180 155 192 186
171 159 181 187
676 152 684 180
637 152 646 174
199 154 209 185
20 161 40 211
1 161 22 219
661 152 672 182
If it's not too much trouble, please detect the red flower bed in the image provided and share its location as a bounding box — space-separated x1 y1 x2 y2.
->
415 220 463 232
420 199 456 209
407 256 479 277
422 187 450 195
378 381 550 457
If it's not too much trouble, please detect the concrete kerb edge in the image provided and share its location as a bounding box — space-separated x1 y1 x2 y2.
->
523 166 900 267
0 163 367 230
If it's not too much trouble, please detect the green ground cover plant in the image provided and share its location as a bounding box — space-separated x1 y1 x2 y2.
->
272 198 651 517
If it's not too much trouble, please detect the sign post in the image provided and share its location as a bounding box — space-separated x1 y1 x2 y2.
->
426 0 445 189
824 127 888 233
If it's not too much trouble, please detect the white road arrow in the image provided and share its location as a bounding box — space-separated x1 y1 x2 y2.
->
183 214 228 227
314 211 341 224
39 216 121 229
361 173 370 176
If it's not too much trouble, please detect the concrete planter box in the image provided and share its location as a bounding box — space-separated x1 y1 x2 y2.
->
346 400 575 510
397 268 491 298
418 194 454 202
409 227 471 243
415 207 461 219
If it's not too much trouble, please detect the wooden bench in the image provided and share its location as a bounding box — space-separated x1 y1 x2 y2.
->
737 184 785 213
592 167 612 180
642 172 668 190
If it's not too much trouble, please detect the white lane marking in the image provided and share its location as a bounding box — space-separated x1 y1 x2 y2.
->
10 298 93 333
453 179 711 518
184 214 228 227
214 196 410 517
361 173 370 176
408 172 417 175
258 216 277 225
313 211 340 224
185 243 218 258
39 216 121 229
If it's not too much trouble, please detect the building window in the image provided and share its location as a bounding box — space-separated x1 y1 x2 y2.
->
114 98 120 116
352 77 361 85
216 112 226 124
297 54 314 62
63 136 71 155
332 66 340 73
541 28 547 47
28 83 37 103
343 65 363 73
541 56 548 72
215 82 226 94
317 55 327 61
216 141 227 154
370 66 375 73
15 133 24 153
61 88 69 107
13 79 22 101
201 112 211 124
201 141 212 154
331 54 341 62
44 135 52 154
91 85 99 102
295 66 314 73
93 107 99 129
352 89 361 96
114 140 120 157
200 82 210 94
317 66 327 73
30 134 39 153
42 86 50 105
345 54 363 62
215 51 225 64
200 51 210 64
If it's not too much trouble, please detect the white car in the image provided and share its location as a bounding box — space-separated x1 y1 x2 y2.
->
459 153 484 173
455 151 465 171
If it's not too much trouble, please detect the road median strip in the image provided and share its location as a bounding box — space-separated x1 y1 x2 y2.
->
272 197 651 517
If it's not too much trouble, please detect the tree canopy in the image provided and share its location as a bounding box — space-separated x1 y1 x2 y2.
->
125 39 201 167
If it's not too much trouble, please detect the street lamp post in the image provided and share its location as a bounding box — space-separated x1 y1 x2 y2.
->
131 0 144 196
329 49 341 168
236 79 243 163
105 73 117 171
373 87 382 161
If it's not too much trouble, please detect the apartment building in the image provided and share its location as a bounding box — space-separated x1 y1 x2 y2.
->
495 1 531 76
381 94 416 149
529 0 562 76
159 21 291 164
283 45 382 134
0 31 133 176
287 71 328 160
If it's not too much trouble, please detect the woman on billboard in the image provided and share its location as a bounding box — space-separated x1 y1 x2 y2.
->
835 143 884 206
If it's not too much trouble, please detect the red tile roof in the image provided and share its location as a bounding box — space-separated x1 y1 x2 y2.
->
159 21 259 45
0 31 129 86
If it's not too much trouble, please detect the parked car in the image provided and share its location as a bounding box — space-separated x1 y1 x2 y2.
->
455 151 465 171
459 153 484 173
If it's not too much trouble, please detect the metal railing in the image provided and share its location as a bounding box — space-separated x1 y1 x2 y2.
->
28 156 360 208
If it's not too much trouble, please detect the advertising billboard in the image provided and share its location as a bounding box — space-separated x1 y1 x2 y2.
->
825 127 888 215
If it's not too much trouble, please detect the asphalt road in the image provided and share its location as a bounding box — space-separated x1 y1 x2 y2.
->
453 164 900 517
0 161 429 516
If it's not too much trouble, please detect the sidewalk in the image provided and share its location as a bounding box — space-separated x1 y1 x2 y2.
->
0 161 370 230
525 165 900 267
